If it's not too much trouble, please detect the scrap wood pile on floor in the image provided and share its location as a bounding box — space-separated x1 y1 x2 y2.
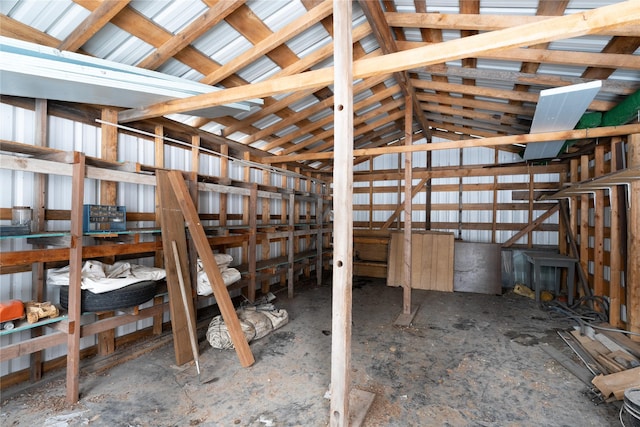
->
552 322 640 403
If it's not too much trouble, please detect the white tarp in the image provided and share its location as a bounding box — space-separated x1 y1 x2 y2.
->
48 260 166 294
196 254 242 296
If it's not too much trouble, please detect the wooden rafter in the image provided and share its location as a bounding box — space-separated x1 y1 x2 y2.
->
136 0 245 70
118 2 640 123
58 0 131 52
359 0 433 142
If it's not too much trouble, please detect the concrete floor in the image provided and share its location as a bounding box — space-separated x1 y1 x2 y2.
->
0 277 621 426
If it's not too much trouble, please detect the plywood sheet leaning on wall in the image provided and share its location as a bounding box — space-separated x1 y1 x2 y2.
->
387 231 454 292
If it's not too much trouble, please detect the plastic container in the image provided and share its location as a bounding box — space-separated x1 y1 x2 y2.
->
11 206 32 230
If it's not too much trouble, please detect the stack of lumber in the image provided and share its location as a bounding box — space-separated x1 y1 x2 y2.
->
560 324 640 401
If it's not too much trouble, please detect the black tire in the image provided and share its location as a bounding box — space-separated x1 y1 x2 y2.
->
59 280 160 312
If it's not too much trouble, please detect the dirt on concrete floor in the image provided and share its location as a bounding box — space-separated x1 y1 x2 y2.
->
0 277 621 426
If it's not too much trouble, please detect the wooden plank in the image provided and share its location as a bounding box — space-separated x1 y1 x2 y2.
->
353 262 387 279
592 366 640 400
0 331 67 362
570 330 611 359
387 231 454 292
348 388 376 427
156 171 197 366
330 1 353 425
599 324 640 359
502 205 559 248
165 170 254 367
118 2 640 122
394 305 419 327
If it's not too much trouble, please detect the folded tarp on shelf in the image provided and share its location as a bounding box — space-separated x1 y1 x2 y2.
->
196 254 241 296
48 260 166 294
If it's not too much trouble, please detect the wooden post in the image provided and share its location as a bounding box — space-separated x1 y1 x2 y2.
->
262 169 271 294
403 95 413 315
394 96 419 326
628 133 640 341
66 153 85 404
30 98 47 382
330 0 353 424
594 145 605 299
152 124 165 336
609 138 623 328
316 192 323 286
580 155 590 294
248 184 257 302
288 192 295 298
220 144 229 234
97 108 118 356
528 170 534 248
280 168 288 287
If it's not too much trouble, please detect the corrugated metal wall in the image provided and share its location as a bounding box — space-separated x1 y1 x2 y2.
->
353 136 560 245
1 105 561 375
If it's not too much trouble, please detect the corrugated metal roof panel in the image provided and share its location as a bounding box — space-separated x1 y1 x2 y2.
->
237 56 280 83
193 21 249 64
143 0 207 34
254 0 307 33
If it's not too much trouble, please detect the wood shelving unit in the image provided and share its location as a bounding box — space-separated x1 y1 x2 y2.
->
0 143 330 403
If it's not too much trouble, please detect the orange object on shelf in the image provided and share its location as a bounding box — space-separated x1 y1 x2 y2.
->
0 299 25 323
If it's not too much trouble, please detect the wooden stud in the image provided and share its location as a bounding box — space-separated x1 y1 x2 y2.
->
330 1 354 425
580 155 590 295
594 145 605 299
609 138 623 327
628 134 640 341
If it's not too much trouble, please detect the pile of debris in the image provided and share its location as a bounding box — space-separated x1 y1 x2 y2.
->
552 323 640 403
